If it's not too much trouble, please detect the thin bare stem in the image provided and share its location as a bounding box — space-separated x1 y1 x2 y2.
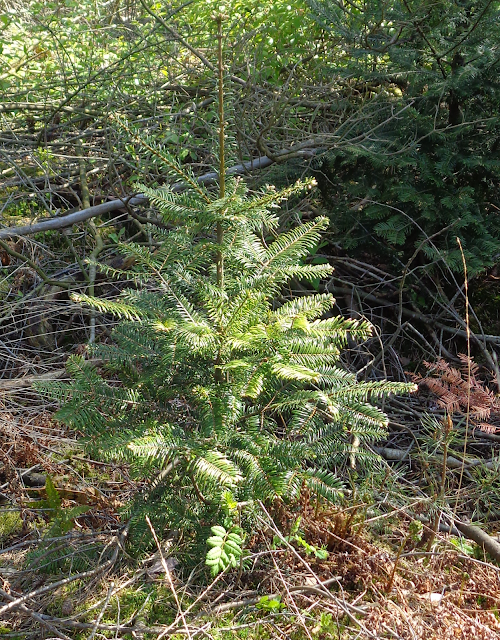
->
145 515 192 640
216 14 225 288
454 237 471 518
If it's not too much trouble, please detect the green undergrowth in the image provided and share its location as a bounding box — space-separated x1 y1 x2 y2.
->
68 581 351 640
3 473 499 640
0 510 23 545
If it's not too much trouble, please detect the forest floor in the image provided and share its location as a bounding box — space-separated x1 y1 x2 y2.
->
1 383 500 639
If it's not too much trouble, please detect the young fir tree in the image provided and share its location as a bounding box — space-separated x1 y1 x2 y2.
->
41 18 413 557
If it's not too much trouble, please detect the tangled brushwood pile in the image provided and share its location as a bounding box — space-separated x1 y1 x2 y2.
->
1 259 500 637
1 149 500 640
1 296 500 639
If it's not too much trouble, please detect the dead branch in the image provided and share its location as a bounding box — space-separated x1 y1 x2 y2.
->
0 588 72 640
329 283 500 346
0 196 147 240
0 151 317 240
454 521 500 563
0 360 102 392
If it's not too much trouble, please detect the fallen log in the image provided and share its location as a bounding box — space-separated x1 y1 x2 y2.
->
0 150 316 240
0 359 102 392
454 521 500 563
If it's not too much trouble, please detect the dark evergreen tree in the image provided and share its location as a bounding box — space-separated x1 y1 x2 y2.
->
307 0 500 274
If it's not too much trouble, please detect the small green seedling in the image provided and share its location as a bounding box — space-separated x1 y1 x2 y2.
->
256 595 286 611
29 476 90 536
205 524 244 576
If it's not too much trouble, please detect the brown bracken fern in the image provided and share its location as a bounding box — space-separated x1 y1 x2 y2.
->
412 355 500 433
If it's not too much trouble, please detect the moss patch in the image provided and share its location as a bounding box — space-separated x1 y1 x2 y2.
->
0 510 23 545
